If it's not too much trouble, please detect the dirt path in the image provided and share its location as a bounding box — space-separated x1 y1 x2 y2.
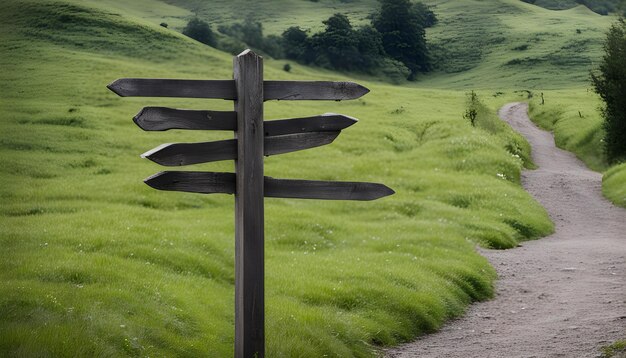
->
386 103 626 358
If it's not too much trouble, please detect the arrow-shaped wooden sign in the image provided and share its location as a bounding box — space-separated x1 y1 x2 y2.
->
144 171 395 201
133 108 358 135
107 79 369 101
108 50 391 358
141 131 340 166
134 107 237 131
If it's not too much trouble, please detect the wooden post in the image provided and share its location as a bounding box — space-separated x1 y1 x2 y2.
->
233 50 264 357
108 51 392 357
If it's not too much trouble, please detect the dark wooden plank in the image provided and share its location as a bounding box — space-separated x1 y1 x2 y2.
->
107 78 368 101
233 49 265 358
140 140 235 166
265 131 339 156
133 108 357 134
133 107 236 131
144 171 235 194
140 131 339 166
107 78 236 99
143 171 395 201
264 113 357 136
264 81 369 101
265 177 395 201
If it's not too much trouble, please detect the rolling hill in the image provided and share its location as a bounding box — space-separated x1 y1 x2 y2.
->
0 0 618 356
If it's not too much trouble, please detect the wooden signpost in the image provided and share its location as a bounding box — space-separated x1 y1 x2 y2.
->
108 49 393 357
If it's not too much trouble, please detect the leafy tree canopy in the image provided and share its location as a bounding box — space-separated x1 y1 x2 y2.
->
182 18 217 47
591 18 626 162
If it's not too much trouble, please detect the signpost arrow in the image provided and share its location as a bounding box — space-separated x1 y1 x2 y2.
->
108 79 369 101
264 113 357 136
145 171 395 201
108 49 392 358
133 108 357 135
133 107 237 131
141 131 340 166
107 79 236 99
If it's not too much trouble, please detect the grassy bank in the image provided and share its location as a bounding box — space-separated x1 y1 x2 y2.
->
527 91 626 208
0 0 557 356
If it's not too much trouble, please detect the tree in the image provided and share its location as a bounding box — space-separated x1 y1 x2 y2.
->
282 26 314 63
182 18 217 47
591 18 626 162
313 14 361 71
372 0 434 79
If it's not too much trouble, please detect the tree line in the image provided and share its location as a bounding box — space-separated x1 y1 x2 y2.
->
181 0 437 81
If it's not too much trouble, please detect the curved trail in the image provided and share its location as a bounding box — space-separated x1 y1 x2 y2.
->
386 103 626 358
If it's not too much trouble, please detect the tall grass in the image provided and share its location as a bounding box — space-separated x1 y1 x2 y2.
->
0 0 559 356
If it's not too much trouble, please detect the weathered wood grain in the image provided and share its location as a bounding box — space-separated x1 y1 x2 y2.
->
107 78 236 98
144 171 235 194
233 49 265 358
140 131 340 166
144 171 395 201
107 78 368 101
264 113 357 136
264 177 394 201
264 81 369 101
133 108 357 134
133 107 237 131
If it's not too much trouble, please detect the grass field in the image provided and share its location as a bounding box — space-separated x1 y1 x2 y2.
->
1 0 620 356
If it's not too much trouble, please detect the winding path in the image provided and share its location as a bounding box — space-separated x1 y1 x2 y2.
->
386 103 626 358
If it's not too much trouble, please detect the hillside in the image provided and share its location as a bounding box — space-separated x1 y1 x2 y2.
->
123 0 615 89
0 0 559 356
523 0 625 15
5 0 624 356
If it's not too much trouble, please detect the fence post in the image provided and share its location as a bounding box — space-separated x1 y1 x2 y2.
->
233 50 265 357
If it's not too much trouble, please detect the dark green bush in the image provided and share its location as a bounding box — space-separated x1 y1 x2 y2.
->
591 18 626 162
182 18 217 47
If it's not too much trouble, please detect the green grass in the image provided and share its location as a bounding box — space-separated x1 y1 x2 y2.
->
0 0 559 356
122 0 615 89
603 164 626 207
602 340 626 358
528 89 607 171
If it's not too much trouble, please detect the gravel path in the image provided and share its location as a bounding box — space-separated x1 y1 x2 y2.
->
386 102 626 358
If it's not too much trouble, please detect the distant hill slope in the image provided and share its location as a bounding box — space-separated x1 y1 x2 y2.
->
522 0 625 15
105 0 614 89
0 0 554 356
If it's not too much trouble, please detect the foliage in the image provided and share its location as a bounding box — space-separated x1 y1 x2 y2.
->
464 91 479 127
372 0 433 79
601 340 626 358
182 18 217 47
217 18 284 58
281 14 391 74
603 163 626 208
591 18 626 163
311 14 387 72
278 2 436 80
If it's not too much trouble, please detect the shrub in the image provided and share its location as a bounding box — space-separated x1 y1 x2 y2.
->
464 91 479 127
591 18 626 163
182 18 217 47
